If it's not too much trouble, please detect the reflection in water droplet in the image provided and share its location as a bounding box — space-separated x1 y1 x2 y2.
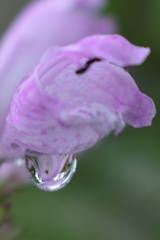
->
25 153 77 191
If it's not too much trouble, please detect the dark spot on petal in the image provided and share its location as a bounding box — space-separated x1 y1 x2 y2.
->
86 58 101 65
76 58 102 75
11 143 20 149
76 66 88 74
45 170 49 174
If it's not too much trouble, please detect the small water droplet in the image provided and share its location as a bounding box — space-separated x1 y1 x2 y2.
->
25 153 77 191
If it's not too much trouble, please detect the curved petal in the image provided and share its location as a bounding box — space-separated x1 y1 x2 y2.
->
63 103 125 135
63 34 150 68
0 0 116 121
39 56 155 129
1 39 155 157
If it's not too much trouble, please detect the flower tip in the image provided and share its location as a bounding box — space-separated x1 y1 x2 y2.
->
124 96 156 129
145 104 156 127
138 47 151 64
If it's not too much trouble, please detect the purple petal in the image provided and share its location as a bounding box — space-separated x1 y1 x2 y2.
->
62 35 150 68
77 0 106 9
63 103 125 135
1 36 155 157
0 161 29 183
0 0 116 123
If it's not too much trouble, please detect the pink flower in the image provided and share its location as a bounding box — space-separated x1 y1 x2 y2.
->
0 2 155 191
0 34 155 160
0 0 117 184
0 0 116 122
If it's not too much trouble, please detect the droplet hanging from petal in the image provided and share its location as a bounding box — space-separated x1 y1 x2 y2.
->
25 153 77 191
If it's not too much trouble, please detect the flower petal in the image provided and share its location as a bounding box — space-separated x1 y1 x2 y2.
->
63 34 151 68
63 103 125 135
77 0 106 9
0 0 116 121
0 161 29 183
1 42 155 157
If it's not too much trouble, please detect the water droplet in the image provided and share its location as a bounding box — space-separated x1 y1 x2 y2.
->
25 153 77 191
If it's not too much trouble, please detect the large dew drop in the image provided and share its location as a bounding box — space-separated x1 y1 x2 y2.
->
25 153 77 191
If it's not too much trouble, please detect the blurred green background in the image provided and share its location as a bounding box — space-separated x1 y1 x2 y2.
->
0 0 160 239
